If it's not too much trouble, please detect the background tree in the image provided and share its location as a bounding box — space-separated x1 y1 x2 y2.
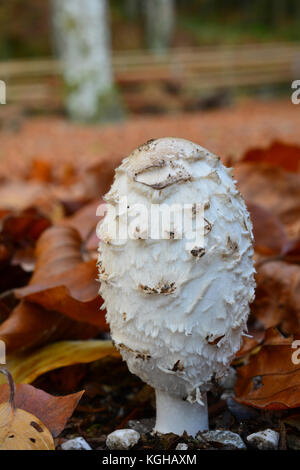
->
51 0 123 123
144 0 175 55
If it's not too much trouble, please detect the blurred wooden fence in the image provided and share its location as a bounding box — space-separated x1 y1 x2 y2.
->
1 42 300 109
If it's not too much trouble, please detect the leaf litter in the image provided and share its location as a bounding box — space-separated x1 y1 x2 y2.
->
0 101 300 448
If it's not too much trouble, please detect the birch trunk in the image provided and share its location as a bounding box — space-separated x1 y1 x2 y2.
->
144 0 175 55
51 0 123 122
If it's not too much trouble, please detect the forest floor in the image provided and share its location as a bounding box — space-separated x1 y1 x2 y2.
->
0 98 299 179
49 357 287 450
1 97 300 450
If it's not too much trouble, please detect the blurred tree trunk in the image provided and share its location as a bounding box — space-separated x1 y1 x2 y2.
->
51 0 123 123
144 0 175 55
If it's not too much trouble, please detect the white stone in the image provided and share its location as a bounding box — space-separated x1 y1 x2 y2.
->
176 443 188 450
128 418 154 434
220 390 234 401
61 437 92 450
198 430 246 449
218 367 237 390
247 429 279 450
106 429 140 450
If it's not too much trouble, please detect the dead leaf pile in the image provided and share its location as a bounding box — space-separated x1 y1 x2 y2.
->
0 156 111 383
0 367 84 449
234 141 300 410
1 111 300 446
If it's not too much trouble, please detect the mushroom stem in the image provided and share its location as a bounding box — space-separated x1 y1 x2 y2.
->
154 389 208 437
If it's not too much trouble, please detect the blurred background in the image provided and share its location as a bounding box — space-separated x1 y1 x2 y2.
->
1 0 300 119
0 0 299 178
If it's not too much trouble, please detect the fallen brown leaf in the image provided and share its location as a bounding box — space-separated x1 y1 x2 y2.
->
28 159 53 183
252 261 300 335
0 180 63 221
247 201 288 256
235 163 300 231
3 339 117 384
283 237 300 264
0 368 54 450
0 367 83 439
60 199 103 252
0 403 55 450
242 141 300 173
14 226 106 327
0 207 51 273
0 301 99 353
235 329 300 410
0 208 51 244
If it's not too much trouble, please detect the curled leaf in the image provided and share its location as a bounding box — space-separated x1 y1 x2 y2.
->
0 367 54 450
4 339 118 384
235 162 300 227
15 226 106 327
235 330 300 410
60 199 104 252
252 261 300 335
242 141 300 173
0 301 100 353
247 201 288 256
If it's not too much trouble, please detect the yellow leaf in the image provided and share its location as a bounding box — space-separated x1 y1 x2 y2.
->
0 367 54 450
1 340 118 384
0 404 54 450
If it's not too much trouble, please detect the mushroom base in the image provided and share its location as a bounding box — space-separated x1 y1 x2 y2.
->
154 389 208 437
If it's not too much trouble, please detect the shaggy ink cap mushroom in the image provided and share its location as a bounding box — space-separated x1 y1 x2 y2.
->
98 137 255 436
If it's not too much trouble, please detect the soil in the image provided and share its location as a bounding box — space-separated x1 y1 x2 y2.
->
32 356 294 451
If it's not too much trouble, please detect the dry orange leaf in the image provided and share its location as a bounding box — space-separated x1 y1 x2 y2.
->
0 180 61 220
0 301 100 353
28 159 53 183
242 141 300 173
15 226 106 328
60 198 104 252
252 261 300 335
0 369 83 439
235 329 300 410
0 404 54 450
0 368 55 450
4 339 117 385
246 201 288 256
235 162 300 227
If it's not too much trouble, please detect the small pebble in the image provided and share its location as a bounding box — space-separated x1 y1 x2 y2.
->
247 429 279 450
128 418 155 434
220 390 234 401
175 443 188 450
198 430 246 450
218 367 237 390
106 429 140 450
61 437 92 450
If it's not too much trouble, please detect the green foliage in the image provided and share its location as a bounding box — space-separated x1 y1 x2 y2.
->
1 0 300 60
0 0 52 60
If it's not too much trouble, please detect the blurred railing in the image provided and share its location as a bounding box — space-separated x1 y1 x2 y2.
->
1 42 300 109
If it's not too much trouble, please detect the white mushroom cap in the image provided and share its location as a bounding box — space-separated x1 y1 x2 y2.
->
98 137 255 406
